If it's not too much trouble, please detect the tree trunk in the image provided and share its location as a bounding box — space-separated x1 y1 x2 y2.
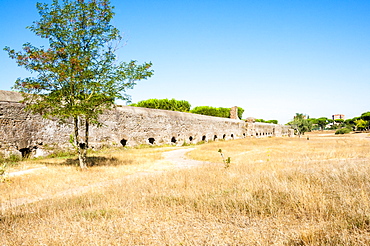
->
74 116 87 169
85 119 89 149
78 144 87 169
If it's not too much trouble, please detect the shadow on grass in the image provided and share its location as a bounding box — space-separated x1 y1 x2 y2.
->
61 156 133 167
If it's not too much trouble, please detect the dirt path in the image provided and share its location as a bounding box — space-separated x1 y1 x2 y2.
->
1 148 209 211
163 148 214 168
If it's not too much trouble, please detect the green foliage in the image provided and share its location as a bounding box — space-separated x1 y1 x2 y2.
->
132 101 245 119
8 154 22 163
132 98 191 112
265 120 278 124
69 134 75 146
191 106 230 118
361 112 370 121
47 149 76 159
0 153 24 182
360 112 370 131
237 107 244 119
4 0 153 168
287 113 312 135
316 117 329 130
335 128 351 134
341 118 356 131
255 119 278 124
181 141 192 147
330 124 339 130
355 119 368 131
345 118 355 125
0 153 22 169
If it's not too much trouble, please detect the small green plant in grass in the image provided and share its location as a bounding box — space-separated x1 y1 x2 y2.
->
0 162 8 182
182 141 192 147
8 154 22 163
218 149 231 168
47 149 76 159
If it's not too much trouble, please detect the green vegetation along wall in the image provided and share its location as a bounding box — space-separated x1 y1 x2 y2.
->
130 99 191 112
131 99 245 119
190 106 230 118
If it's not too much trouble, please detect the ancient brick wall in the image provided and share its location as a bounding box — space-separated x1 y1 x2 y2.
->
0 90 292 157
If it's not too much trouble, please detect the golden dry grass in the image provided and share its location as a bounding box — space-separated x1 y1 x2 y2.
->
1 132 370 245
1 147 175 203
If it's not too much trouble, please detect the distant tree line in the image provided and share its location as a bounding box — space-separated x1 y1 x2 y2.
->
287 112 370 135
130 98 244 119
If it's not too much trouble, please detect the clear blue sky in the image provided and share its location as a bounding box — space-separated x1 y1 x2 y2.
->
1 0 369 124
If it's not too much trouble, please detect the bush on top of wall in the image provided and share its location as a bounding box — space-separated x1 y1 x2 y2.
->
190 106 230 118
237 107 244 120
130 98 191 112
131 99 245 119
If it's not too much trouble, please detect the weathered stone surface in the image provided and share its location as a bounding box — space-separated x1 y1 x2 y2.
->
0 90 23 102
0 90 292 157
229 106 239 120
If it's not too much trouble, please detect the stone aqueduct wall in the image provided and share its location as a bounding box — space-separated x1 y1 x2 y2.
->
0 90 292 157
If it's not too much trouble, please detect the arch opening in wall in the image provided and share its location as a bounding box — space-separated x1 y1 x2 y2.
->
231 134 234 139
213 135 217 141
243 133 246 137
202 135 206 141
148 138 155 145
189 136 193 141
171 137 177 144
223 134 226 139
120 139 128 147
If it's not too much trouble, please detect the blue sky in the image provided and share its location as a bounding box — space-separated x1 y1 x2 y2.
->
1 0 369 124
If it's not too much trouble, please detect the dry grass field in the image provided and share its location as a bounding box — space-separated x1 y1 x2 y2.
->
1 132 370 245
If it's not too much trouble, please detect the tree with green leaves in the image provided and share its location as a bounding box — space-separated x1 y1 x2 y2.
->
287 113 312 136
307 118 319 130
4 0 153 168
334 119 344 124
316 117 329 131
361 112 370 131
355 119 368 131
